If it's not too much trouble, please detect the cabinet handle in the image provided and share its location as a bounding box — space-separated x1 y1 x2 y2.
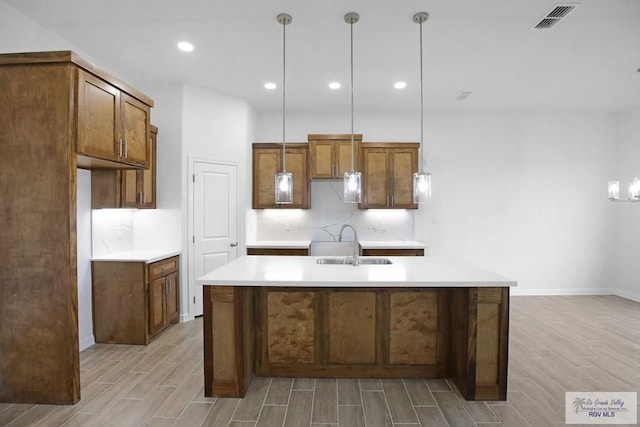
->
124 139 128 158
118 138 123 157
230 242 238 247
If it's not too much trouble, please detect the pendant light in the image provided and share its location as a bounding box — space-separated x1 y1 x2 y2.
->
413 12 432 204
608 178 640 202
275 13 293 204
343 12 362 204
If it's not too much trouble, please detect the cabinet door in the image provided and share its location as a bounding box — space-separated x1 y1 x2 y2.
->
139 128 157 208
361 148 389 208
253 146 310 209
120 92 150 168
253 148 279 208
309 141 334 178
286 148 310 208
166 272 180 324
336 140 360 176
148 277 167 337
77 70 120 161
120 170 138 208
389 148 418 208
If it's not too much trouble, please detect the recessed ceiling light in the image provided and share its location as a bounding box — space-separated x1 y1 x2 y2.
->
329 82 341 89
177 41 194 52
264 82 277 90
394 81 407 89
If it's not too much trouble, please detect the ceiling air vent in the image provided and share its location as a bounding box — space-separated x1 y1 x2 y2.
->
533 4 576 29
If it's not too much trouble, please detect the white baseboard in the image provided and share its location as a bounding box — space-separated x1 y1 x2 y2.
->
613 289 640 303
79 334 95 351
510 288 611 296
510 288 640 304
180 313 192 323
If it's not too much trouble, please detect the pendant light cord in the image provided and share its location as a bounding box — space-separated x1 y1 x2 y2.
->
419 18 424 174
282 18 287 173
350 19 355 172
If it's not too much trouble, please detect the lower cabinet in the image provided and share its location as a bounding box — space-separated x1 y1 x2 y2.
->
360 248 424 256
92 255 180 345
247 248 310 256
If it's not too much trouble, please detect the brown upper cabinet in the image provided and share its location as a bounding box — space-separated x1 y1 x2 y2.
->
121 125 157 208
77 69 151 169
252 143 310 209
308 134 362 179
360 143 419 209
91 125 157 209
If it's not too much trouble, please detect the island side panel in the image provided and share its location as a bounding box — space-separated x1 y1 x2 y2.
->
475 287 509 400
450 287 509 401
203 286 254 398
450 288 474 399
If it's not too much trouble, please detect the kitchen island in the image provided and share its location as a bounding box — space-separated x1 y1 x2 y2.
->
196 255 516 401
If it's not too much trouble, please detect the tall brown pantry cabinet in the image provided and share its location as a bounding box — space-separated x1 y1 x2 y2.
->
0 51 153 404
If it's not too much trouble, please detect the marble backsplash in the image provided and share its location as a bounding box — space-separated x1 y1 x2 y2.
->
92 208 181 257
92 209 135 257
253 181 414 243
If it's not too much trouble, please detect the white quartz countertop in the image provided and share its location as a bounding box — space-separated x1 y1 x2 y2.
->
92 250 181 264
246 240 312 249
196 255 516 288
359 240 426 249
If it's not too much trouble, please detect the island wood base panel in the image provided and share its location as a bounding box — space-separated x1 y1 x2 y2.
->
203 286 509 401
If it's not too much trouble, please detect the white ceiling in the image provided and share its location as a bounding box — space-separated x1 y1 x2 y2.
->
6 0 640 113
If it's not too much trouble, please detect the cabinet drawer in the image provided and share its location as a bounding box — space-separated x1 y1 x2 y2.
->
148 256 179 282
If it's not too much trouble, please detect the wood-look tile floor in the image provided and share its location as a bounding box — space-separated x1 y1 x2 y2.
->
1 295 639 427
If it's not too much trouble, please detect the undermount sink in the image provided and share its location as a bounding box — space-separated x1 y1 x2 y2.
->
316 257 393 265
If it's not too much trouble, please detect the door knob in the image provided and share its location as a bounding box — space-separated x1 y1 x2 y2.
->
230 242 238 247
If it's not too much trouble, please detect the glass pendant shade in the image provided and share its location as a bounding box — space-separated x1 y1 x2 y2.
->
343 171 362 203
628 178 640 200
275 172 293 204
608 180 620 200
413 172 432 203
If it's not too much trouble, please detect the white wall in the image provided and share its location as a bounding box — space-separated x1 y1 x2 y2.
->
613 108 640 302
180 83 254 319
256 111 618 295
77 169 94 351
0 1 132 83
0 1 76 53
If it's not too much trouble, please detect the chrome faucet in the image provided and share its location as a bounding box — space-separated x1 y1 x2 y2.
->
338 224 359 266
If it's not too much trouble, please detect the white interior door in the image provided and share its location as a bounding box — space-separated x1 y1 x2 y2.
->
192 161 238 316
